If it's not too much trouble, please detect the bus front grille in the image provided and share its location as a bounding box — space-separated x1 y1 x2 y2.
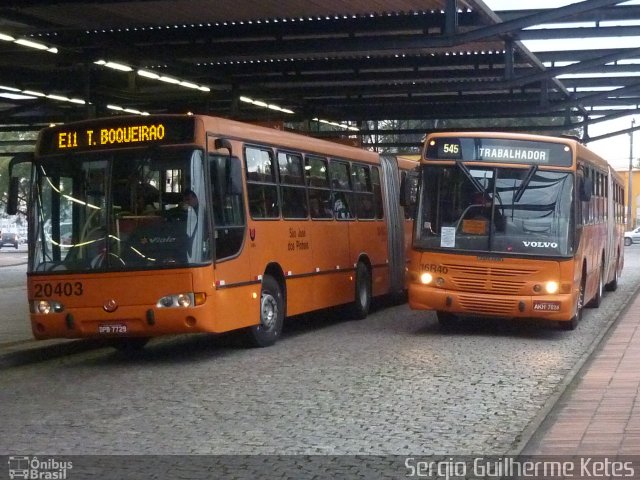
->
446 263 537 295
458 294 516 316
451 277 526 295
445 263 539 277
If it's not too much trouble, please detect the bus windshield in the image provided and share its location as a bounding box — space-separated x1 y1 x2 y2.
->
32 146 210 273
415 165 574 256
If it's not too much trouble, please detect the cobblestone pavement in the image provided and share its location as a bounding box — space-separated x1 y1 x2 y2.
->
0 248 638 457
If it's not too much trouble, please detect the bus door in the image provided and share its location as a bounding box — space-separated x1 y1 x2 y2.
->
207 136 254 330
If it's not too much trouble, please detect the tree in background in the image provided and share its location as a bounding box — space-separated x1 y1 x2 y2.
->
0 130 36 220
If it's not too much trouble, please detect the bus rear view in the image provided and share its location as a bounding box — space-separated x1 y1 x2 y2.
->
406 132 624 330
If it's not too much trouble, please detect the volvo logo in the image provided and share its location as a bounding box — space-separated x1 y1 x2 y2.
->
103 299 118 312
523 241 558 248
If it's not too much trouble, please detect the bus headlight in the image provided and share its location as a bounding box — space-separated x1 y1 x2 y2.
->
545 281 559 294
33 300 64 314
157 293 195 309
177 294 191 307
420 272 433 285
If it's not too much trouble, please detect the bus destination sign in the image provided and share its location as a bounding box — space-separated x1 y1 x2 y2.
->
477 146 549 163
38 116 196 155
425 137 573 167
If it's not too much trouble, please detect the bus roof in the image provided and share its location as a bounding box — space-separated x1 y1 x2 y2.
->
425 130 574 146
198 115 379 163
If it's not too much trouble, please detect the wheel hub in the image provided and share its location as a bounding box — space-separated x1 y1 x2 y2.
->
261 294 277 330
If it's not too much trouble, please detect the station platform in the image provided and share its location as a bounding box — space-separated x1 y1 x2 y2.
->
523 290 640 455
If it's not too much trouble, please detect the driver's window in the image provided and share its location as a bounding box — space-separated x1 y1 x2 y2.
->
210 153 245 259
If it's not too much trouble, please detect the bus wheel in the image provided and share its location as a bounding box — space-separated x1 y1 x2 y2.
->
559 316 578 331
110 337 149 353
350 262 371 319
561 276 585 330
605 257 619 292
437 311 457 328
248 275 283 347
587 263 604 308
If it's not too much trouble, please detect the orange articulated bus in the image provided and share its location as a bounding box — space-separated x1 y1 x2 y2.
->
7 114 417 350
404 132 624 330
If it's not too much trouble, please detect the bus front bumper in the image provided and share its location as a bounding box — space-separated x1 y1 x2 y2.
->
408 283 575 322
29 304 213 340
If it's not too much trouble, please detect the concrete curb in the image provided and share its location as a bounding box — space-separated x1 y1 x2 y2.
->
0 338 106 368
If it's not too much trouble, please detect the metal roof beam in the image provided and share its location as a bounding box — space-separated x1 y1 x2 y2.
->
506 46 640 89
497 5 640 24
455 0 625 44
518 25 640 40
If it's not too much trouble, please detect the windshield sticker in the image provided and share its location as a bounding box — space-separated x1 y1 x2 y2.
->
440 226 456 248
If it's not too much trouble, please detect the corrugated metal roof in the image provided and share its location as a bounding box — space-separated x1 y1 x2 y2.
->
0 0 638 149
7 1 482 30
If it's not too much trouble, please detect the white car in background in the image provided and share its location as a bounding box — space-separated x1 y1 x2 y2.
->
0 231 20 249
624 226 640 246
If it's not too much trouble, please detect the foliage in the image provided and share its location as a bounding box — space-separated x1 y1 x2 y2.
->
0 130 36 218
360 116 582 153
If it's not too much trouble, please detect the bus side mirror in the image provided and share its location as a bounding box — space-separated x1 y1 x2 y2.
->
7 177 20 215
580 177 592 202
6 152 34 215
214 138 233 156
400 174 417 207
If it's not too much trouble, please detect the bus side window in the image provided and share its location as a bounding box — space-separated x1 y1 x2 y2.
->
246 146 280 219
329 160 353 220
372 166 384 219
278 151 308 219
352 164 375 219
306 155 332 219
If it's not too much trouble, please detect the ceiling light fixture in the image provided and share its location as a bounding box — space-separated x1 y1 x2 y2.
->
239 95 294 114
312 117 359 131
0 31 58 53
94 61 212 92
107 104 149 115
94 60 133 72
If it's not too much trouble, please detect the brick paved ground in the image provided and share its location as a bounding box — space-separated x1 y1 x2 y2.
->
523 291 640 455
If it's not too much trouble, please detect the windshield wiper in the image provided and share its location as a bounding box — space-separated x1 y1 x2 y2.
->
456 161 486 194
514 165 538 203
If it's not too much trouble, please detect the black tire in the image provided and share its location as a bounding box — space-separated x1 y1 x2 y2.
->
605 256 619 292
559 315 578 331
110 337 150 354
350 262 372 319
625 237 632 246
247 275 284 347
561 275 585 330
437 311 457 328
586 263 604 308
14 242 18 249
